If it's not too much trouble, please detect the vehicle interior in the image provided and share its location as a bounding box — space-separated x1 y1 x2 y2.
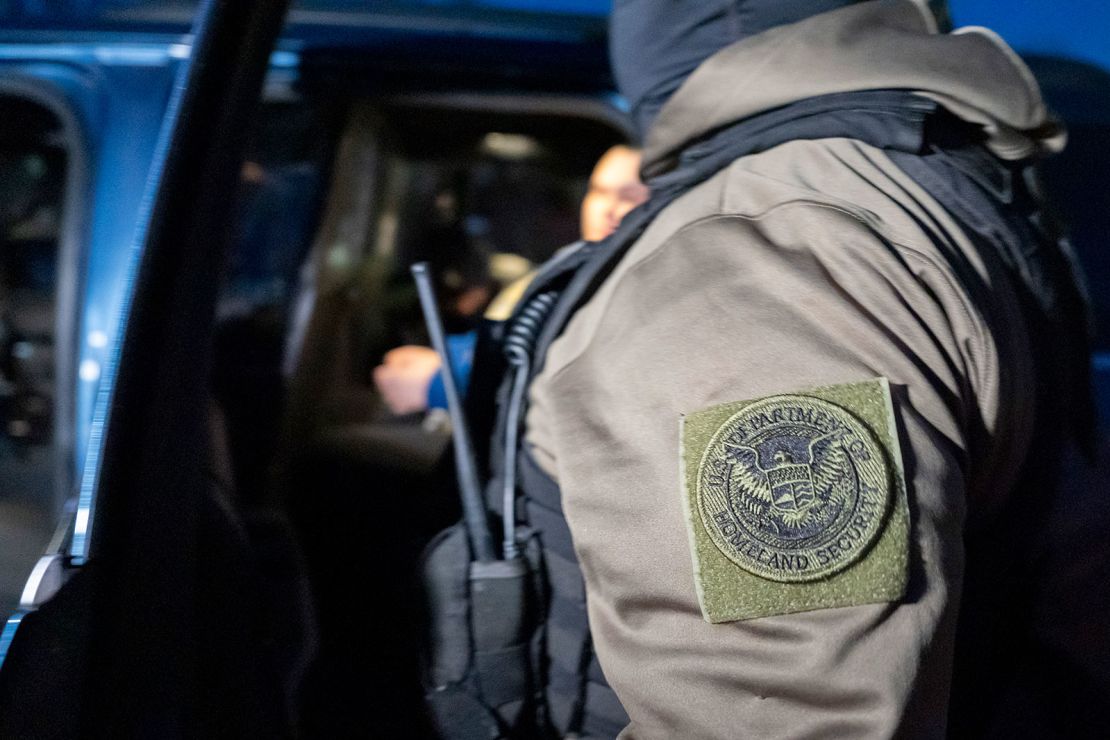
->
207 83 631 733
0 1 1108 736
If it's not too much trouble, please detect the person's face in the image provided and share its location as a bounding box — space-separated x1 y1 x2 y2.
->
580 146 649 241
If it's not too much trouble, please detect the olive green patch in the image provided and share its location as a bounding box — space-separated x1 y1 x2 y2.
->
679 378 908 623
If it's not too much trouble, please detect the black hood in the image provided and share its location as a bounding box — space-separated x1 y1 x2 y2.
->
610 0 870 139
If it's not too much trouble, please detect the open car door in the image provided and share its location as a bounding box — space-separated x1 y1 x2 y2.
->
0 0 297 734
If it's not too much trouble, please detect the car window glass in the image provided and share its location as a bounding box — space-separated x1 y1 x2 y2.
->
0 95 71 614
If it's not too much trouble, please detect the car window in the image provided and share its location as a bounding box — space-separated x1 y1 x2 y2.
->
209 96 628 506
0 94 75 614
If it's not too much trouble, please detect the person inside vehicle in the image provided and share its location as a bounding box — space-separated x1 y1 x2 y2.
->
373 144 647 416
578 144 648 242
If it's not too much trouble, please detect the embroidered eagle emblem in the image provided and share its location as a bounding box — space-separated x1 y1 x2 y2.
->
692 393 890 582
725 431 855 534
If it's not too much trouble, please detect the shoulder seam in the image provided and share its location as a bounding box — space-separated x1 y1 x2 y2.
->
544 206 991 425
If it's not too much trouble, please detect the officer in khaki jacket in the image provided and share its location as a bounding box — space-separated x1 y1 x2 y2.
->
520 0 1107 736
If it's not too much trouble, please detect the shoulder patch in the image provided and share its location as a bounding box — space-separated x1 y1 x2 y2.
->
679 378 909 623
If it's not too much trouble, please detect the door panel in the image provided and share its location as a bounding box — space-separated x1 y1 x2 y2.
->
0 0 293 734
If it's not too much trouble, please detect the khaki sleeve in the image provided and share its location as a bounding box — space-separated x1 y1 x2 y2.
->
531 205 1006 738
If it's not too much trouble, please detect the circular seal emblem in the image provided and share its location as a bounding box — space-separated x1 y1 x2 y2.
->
696 394 890 583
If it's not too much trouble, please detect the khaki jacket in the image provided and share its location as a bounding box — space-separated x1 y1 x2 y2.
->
525 1 1062 736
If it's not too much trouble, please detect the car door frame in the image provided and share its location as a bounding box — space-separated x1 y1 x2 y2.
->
0 0 292 734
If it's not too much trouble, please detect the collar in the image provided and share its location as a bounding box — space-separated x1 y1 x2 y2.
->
643 0 1062 174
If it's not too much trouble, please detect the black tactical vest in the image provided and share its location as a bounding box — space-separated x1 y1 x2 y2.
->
443 90 1095 738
